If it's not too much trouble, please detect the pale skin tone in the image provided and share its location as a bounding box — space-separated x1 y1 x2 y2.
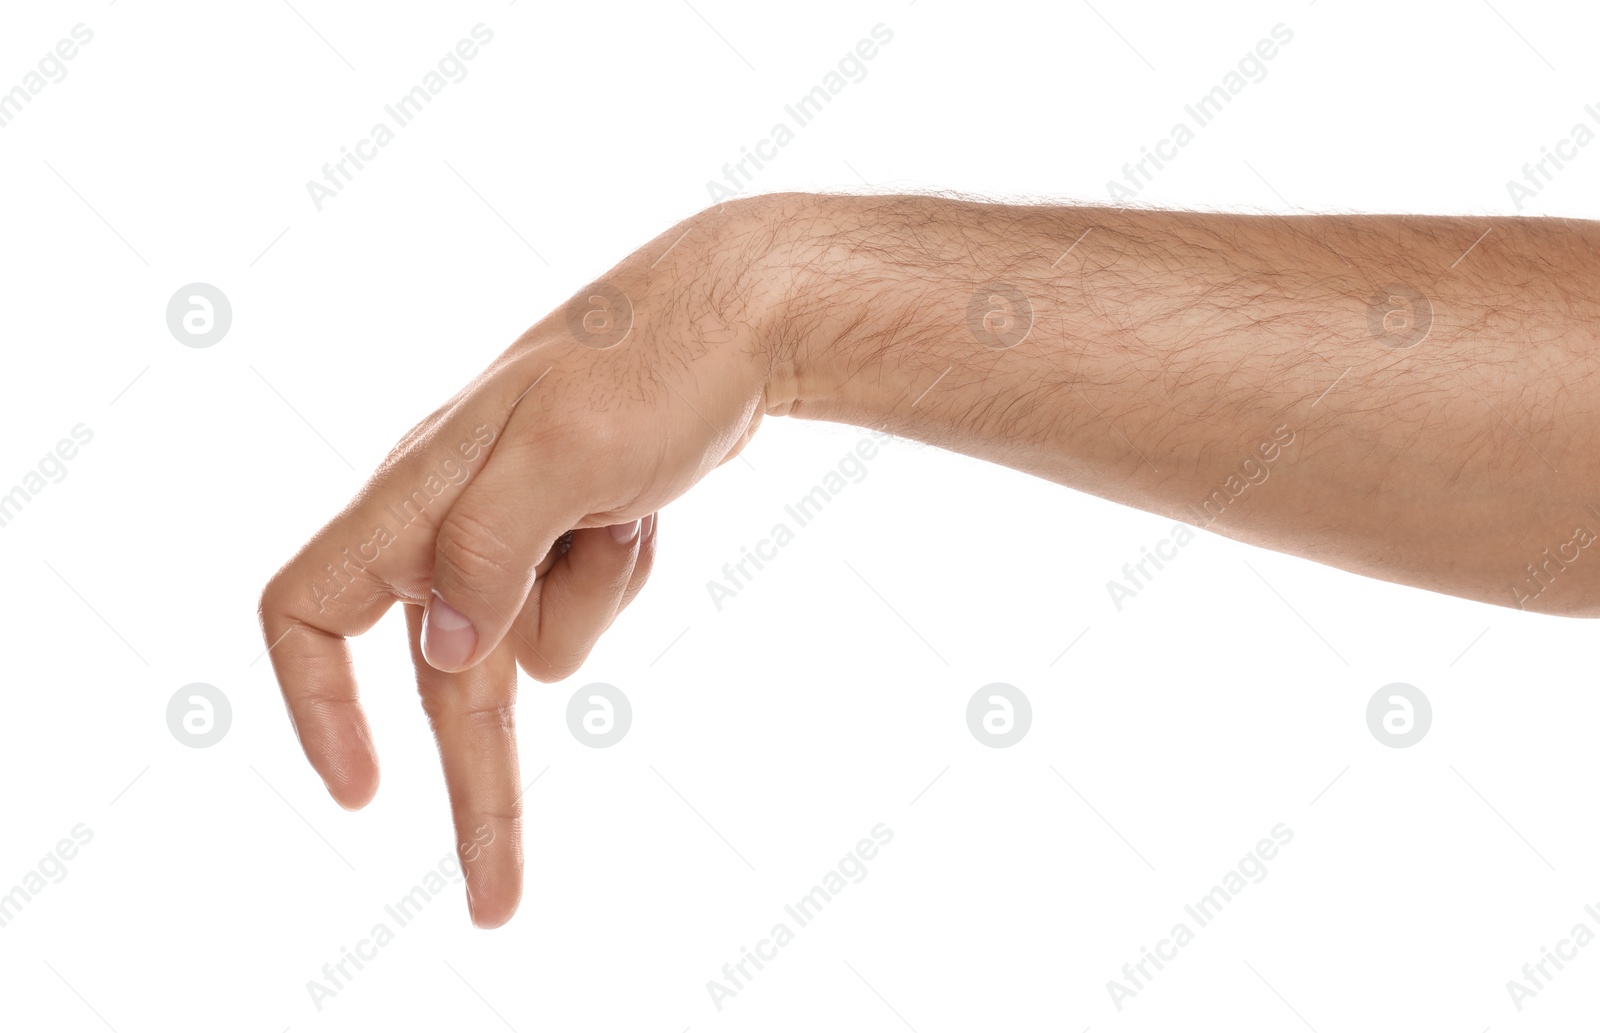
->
259 192 1600 926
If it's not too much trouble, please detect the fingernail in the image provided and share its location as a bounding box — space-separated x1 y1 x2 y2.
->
609 519 640 544
423 591 477 670
642 512 656 540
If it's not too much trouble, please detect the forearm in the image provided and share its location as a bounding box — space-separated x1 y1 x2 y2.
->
757 193 1600 615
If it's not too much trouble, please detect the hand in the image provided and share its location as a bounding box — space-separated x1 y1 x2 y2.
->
262 190 1600 929
258 194 800 927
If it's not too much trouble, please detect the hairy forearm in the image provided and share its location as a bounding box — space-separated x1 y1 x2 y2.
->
755 193 1600 616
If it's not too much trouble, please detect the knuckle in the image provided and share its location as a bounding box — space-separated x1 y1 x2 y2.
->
419 692 516 732
417 689 447 726
382 403 454 469
597 562 635 596
457 810 523 834
460 701 517 733
256 581 277 629
435 509 520 587
258 564 294 625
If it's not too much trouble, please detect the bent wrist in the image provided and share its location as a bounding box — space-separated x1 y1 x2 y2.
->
739 191 916 427
750 192 1032 433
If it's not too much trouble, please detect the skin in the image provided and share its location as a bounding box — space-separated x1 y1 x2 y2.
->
259 192 1600 927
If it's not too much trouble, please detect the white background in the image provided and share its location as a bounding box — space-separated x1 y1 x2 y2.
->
2 0 1597 1029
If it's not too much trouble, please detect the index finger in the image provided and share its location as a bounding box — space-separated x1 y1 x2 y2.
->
256 376 528 807
257 521 395 809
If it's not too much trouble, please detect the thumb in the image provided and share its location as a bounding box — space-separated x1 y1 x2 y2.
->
423 429 584 673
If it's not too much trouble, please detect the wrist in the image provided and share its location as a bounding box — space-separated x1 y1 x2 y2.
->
750 193 1013 434
738 191 909 427
708 191 833 421
742 192 1087 486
